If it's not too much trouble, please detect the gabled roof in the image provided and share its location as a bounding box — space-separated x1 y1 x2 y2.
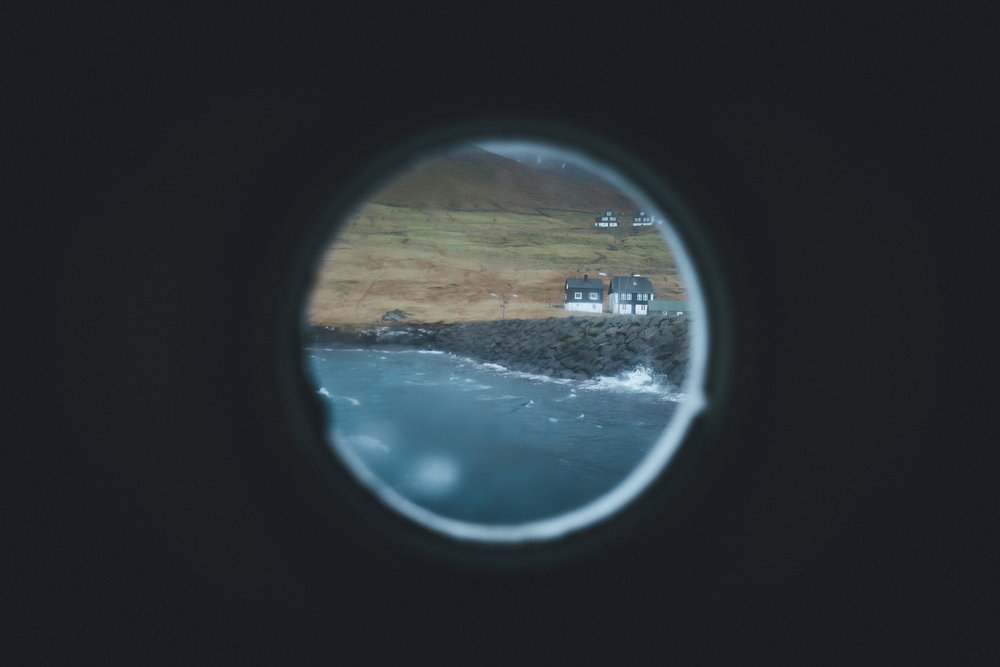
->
609 275 655 293
566 277 604 290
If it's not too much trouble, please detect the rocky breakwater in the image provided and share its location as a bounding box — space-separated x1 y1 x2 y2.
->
307 314 690 386
306 314 692 386
432 314 691 385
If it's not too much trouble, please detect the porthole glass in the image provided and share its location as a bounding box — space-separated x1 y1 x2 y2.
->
301 135 709 543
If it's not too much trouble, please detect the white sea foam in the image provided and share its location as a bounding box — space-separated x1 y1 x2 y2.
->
582 366 682 400
496 367 573 386
449 354 573 386
315 388 360 408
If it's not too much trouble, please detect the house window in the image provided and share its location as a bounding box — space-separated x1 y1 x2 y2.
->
589 292 598 300
574 292 582 299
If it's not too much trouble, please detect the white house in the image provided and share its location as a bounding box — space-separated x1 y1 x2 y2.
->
594 210 619 228
564 275 604 313
631 210 656 226
608 275 655 315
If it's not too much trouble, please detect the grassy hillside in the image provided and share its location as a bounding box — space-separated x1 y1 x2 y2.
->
307 150 688 328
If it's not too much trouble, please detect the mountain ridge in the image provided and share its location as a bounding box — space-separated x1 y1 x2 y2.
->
371 148 639 215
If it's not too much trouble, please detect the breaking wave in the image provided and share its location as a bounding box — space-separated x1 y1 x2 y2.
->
581 366 684 401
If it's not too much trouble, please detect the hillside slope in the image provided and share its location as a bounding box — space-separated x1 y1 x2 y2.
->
373 148 638 214
307 148 686 327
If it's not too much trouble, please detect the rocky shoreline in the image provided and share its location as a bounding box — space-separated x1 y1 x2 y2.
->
306 314 692 387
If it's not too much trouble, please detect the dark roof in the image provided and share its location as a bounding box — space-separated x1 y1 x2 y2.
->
566 277 604 290
609 276 655 293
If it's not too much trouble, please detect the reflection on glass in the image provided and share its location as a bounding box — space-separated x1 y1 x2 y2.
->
303 140 705 542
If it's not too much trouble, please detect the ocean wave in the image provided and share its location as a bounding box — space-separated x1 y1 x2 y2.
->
479 362 508 372
318 387 361 406
445 354 684 401
581 366 683 400
445 354 574 386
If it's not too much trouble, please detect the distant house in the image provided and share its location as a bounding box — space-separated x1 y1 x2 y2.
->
594 210 619 228
565 274 605 313
608 275 655 315
631 210 656 226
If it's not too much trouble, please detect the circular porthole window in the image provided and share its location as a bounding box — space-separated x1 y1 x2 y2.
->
297 126 713 546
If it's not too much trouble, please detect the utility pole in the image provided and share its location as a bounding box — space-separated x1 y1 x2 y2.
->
489 292 518 319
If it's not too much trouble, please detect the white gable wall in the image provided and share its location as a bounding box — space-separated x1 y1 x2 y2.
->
609 293 631 314
565 301 603 313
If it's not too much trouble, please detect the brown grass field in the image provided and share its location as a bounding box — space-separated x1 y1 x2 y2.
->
306 203 688 329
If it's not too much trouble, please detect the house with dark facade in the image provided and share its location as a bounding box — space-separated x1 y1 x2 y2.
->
594 210 619 228
631 210 656 226
564 274 605 313
608 275 655 315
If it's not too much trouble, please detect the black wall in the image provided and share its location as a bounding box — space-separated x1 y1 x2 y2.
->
11 5 997 663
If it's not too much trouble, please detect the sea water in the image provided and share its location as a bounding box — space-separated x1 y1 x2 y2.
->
305 346 686 525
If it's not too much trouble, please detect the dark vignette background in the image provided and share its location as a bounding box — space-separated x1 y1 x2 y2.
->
8 4 997 663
